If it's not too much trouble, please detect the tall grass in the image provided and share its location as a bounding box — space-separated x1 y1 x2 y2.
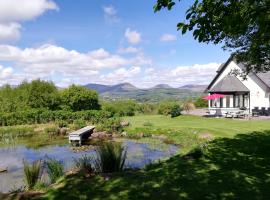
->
74 155 93 174
46 158 64 183
94 142 127 173
23 160 42 189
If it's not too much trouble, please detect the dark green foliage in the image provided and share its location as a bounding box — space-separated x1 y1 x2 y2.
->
0 109 111 126
46 158 64 183
23 160 42 189
27 79 60 110
194 97 208 108
102 100 136 117
154 0 270 73
94 142 127 173
170 104 182 118
158 100 181 116
74 155 93 174
61 85 100 111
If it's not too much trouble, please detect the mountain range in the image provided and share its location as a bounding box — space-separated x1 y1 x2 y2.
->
84 83 207 102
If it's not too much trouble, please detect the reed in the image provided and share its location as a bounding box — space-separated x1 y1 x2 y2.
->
94 142 127 173
23 160 42 189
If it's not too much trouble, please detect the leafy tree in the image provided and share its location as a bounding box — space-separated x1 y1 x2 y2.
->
27 79 60 110
170 104 182 118
61 85 100 111
154 0 270 73
158 100 181 116
194 97 208 108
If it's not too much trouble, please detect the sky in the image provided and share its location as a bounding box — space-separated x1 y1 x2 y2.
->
0 0 230 88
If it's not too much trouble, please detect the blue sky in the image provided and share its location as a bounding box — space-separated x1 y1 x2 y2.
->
0 0 230 87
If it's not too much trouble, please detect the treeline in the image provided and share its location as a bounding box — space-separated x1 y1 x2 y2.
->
0 79 100 112
0 80 207 126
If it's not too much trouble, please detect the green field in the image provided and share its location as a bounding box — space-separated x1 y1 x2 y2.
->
36 115 270 200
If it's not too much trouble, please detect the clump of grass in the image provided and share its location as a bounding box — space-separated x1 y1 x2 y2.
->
23 160 42 190
46 158 64 183
74 155 93 174
143 121 153 127
94 142 127 173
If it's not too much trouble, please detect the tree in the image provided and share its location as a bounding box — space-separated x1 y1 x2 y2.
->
154 0 270 73
61 85 100 111
194 97 208 108
27 79 60 110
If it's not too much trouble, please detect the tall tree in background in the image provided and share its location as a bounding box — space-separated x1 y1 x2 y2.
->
154 0 270 73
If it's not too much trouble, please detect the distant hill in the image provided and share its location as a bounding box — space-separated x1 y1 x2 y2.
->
179 84 207 92
84 82 205 102
152 84 173 89
84 82 138 93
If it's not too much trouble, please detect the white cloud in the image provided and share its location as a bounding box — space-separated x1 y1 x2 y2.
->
0 0 58 43
160 34 177 42
0 23 21 43
125 28 141 45
0 44 151 86
103 5 119 23
118 46 140 54
143 63 220 87
0 65 13 79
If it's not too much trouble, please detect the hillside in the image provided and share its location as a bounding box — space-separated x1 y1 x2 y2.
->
84 83 205 102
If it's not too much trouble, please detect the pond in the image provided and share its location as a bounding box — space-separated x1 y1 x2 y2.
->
0 135 179 193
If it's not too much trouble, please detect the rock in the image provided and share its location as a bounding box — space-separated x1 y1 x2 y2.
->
199 133 213 140
90 131 111 139
138 133 144 138
121 132 127 137
120 120 129 127
59 127 68 135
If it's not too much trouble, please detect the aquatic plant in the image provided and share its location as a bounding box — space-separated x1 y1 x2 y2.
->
23 160 42 190
46 158 64 183
74 155 93 174
94 142 127 173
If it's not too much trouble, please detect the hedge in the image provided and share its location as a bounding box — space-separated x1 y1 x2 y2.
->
0 109 113 126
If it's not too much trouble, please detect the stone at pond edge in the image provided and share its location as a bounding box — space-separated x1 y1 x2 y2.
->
120 120 129 126
90 132 111 139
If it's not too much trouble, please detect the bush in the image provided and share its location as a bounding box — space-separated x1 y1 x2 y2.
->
170 105 182 118
102 100 137 117
158 100 181 116
45 126 59 137
0 109 112 126
194 97 208 108
23 160 42 190
94 142 127 173
74 155 93 174
97 118 123 133
182 101 196 113
46 158 64 183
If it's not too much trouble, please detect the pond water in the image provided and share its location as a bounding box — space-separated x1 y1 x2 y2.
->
0 136 178 193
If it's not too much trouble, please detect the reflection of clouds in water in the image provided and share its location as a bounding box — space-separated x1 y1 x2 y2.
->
0 140 179 193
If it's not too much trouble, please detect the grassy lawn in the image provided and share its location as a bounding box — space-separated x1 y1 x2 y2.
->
6 115 270 200
125 115 270 138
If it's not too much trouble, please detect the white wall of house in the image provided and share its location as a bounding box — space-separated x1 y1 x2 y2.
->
210 60 270 109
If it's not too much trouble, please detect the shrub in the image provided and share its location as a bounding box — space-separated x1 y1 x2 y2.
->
158 100 181 116
23 160 42 190
194 97 208 108
102 100 137 117
170 104 182 118
46 158 64 183
94 142 127 173
97 118 123 133
182 101 196 113
74 155 93 174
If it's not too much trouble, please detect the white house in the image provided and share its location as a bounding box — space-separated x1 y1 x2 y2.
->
205 56 270 116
